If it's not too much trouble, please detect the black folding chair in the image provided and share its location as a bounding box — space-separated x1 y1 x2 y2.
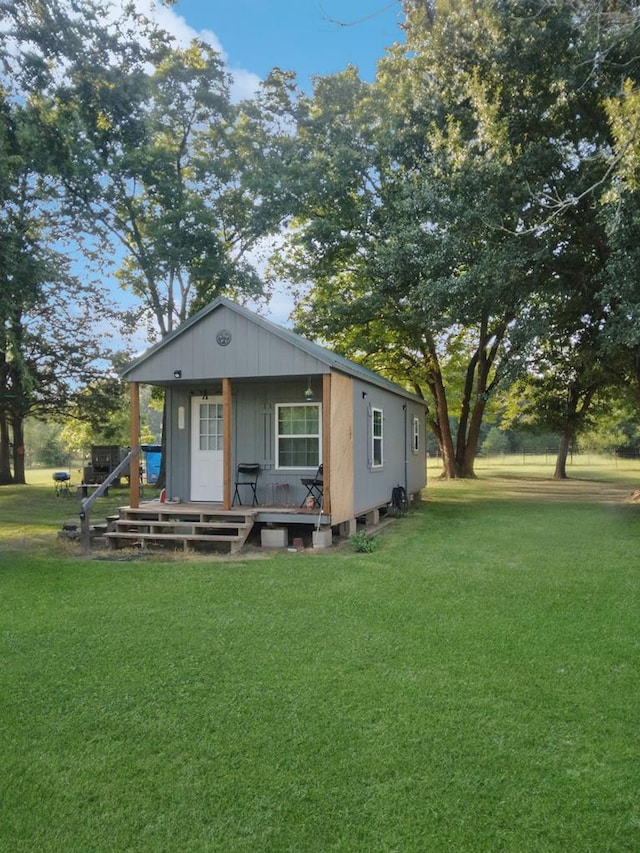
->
232 463 260 506
300 464 323 508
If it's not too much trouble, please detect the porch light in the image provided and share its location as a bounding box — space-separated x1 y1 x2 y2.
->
173 369 182 379
304 381 314 401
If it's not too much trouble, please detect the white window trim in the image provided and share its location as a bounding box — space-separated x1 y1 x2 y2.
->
412 416 420 454
372 407 384 468
275 402 322 470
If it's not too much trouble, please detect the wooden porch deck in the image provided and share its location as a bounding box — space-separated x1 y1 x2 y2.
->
102 500 330 553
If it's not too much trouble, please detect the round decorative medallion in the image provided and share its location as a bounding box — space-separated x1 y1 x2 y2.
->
216 328 232 346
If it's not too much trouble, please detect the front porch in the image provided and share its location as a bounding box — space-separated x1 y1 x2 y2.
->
102 500 334 553
100 493 397 554
126 376 336 515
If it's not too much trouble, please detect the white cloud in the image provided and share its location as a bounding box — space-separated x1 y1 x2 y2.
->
135 0 262 100
227 67 263 102
3 0 261 99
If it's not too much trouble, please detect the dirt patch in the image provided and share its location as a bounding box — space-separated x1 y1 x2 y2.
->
482 476 636 504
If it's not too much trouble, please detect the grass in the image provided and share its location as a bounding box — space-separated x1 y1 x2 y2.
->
1 462 640 851
432 450 640 484
0 467 161 556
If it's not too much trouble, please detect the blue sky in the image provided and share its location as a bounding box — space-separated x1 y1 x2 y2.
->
170 0 405 90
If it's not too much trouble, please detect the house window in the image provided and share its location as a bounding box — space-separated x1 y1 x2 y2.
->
413 416 420 453
276 403 321 468
372 407 383 468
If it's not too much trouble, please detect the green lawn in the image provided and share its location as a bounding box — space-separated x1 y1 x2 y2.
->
1 464 639 851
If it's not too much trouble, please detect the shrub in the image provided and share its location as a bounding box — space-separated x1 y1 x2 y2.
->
350 530 379 552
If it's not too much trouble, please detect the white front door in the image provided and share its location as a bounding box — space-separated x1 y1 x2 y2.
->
190 396 224 501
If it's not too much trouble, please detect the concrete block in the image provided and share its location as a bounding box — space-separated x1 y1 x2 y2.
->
312 528 333 549
261 527 288 548
365 509 380 527
339 518 357 538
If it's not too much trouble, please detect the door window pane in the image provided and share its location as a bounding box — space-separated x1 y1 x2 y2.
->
199 403 223 451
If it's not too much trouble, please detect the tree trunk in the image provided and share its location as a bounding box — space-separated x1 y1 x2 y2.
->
427 355 457 478
435 374 458 479
426 318 504 479
554 429 572 480
455 350 478 476
455 325 494 479
462 396 487 478
12 414 26 484
0 413 13 484
554 386 595 480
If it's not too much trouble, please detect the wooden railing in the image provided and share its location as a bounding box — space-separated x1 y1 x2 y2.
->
79 445 142 554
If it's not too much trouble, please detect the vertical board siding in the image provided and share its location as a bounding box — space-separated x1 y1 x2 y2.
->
166 378 426 511
328 373 355 525
352 382 417 515
127 307 327 382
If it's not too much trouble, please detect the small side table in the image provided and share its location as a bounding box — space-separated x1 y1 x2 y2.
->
267 482 291 506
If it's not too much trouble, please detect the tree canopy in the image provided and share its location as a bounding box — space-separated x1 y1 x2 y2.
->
0 0 298 478
2 0 640 480
0 85 116 483
1 0 295 340
269 0 640 477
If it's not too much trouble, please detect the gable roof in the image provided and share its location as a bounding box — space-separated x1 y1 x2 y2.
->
123 296 425 404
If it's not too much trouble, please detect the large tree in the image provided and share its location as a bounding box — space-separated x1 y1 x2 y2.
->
271 0 640 477
503 319 622 479
2 0 299 484
2 0 296 340
0 91 114 484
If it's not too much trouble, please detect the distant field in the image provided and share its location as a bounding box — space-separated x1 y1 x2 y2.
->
1 462 639 851
428 451 640 488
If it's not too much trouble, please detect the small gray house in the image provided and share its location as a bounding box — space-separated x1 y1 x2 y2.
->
114 297 427 550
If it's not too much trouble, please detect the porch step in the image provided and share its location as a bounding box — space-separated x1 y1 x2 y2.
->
102 505 257 554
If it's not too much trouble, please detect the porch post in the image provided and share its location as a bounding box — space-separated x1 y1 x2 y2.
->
129 381 140 509
223 377 232 510
322 373 331 513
